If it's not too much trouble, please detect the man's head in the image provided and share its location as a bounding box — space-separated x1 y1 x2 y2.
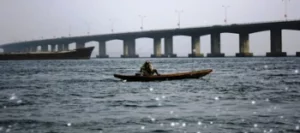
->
144 61 151 67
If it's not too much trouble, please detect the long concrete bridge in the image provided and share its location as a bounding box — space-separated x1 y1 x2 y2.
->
1 20 300 57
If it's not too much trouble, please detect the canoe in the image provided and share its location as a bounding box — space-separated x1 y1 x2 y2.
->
114 69 213 82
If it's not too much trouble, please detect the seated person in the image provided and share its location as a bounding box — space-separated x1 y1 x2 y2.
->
140 61 160 76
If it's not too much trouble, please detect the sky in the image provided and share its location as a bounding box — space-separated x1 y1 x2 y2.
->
0 0 300 57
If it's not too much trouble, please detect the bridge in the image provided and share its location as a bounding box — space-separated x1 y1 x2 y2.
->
1 20 300 57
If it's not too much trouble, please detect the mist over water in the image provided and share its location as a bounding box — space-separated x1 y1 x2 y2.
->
0 58 299 133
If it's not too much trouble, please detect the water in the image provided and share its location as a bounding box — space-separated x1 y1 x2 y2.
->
0 58 299 133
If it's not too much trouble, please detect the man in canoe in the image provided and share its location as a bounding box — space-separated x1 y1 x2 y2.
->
140 61 160 76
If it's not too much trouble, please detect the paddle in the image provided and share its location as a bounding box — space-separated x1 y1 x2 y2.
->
199 69 212 82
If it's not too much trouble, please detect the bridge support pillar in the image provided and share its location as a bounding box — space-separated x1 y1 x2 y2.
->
121 39 139 58
151 37 162 58
76 42 85 49
266 29 286 57
296 52 300 57
58 44 63 51
188 35 204 57
51 45 56 52
236 33 253 57
207 33 225 57
163 36 177 57
41 45 48 52
63 44 69 51
96 41 109 58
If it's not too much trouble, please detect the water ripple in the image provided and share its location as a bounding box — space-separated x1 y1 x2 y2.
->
0 58 299 133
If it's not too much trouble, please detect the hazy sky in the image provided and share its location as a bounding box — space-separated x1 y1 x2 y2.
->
1 0 300 57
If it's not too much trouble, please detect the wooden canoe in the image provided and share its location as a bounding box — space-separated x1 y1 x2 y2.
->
113 69 213 82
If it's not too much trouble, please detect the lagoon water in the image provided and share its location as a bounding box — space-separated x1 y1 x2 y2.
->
0 58 300 133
